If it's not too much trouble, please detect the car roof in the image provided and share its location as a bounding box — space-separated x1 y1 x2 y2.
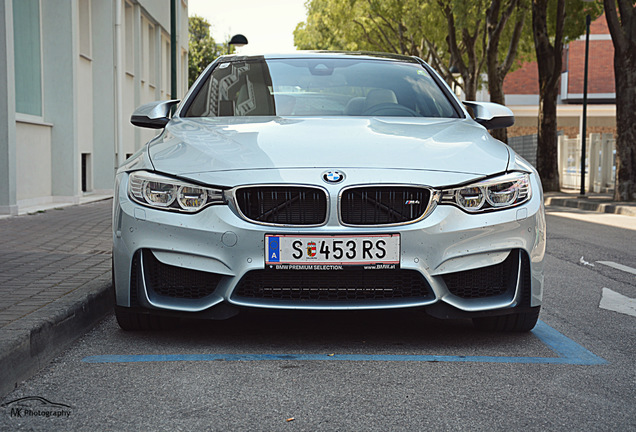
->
215 51 422 64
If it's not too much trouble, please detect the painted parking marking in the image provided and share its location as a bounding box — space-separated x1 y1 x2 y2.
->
600 288 636 318
82 321 606 365
597 261 636 276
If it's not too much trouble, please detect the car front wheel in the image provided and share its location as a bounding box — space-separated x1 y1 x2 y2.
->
114 306 172 331
472 306 540 332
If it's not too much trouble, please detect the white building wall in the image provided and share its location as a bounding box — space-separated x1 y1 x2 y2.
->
15 121 51 203
160 31 171 100
138 15 161 148
179 0 189 97
0 0 18 215
42 0 80 201
0 0 189 215
90 0 116 195
78 0 93 163
78 57 93 155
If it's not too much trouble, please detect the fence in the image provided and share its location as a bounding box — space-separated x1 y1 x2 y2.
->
558 133 616 192
508 133 616 193
508 134 537 167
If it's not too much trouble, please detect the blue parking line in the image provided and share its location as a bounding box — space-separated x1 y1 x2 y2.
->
82 321 607 365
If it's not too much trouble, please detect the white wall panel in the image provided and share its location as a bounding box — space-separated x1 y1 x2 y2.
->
16 121 51 201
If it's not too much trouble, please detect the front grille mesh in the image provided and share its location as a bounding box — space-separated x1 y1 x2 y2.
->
236 186 327 225
142 250 223 299
442 251 518 299
233 270 433 302
341 186 430 225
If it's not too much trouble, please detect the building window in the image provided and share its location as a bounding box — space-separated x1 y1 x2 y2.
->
78 0 91 58
81 153 92 192
148 23 156 85
163 36 170 97
125 1 134 74
140 17 146 82
13 0 42 116
181 48 187 95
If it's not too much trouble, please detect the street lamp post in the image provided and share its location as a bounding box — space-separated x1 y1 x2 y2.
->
579 8 592 197
228 34 248 54
170 0 177 100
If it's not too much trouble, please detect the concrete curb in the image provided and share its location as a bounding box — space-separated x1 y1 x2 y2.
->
544 196 636 217
0 273 113 397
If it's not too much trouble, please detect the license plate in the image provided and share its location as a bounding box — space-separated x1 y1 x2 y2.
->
265 234 400 270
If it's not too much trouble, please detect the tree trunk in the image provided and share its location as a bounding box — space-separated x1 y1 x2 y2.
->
613 48 636 201
536 83 561 191
532 0 563 192
487 67 507 143
441 2 482 102
485 0 526 144
463 74 478 101
604 0 636 202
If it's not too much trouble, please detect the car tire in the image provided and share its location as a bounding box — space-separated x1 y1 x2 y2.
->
472 306 540 332
113 255 174 331
115 307 171 331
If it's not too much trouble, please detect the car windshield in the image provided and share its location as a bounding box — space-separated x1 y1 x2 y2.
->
183 58 459 118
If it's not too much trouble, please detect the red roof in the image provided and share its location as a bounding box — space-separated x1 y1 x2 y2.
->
502 14 615 98
503 60 539 95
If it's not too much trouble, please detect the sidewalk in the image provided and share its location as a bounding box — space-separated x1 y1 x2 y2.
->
0 193 634 397
544 191 636 217
0 199 113 396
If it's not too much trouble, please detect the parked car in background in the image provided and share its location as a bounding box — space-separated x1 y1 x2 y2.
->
112 52 546 332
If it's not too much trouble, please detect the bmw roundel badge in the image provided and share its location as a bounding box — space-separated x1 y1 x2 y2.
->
322 170 345 184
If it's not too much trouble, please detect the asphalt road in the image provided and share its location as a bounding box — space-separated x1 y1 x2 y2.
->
1 209 635 431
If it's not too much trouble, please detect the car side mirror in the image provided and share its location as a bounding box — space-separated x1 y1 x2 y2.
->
130 99 180 129
463 101 514 130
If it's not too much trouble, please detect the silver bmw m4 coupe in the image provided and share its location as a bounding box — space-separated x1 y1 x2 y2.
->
112 52 546 332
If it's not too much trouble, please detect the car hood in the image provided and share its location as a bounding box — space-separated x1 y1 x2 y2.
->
148 117 510 176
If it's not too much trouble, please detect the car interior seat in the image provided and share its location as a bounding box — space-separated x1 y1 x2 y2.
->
364 89 398 112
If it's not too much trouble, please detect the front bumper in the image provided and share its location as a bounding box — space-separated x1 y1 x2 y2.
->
112 170 546 317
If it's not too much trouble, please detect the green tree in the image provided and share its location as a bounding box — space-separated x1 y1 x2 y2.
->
295 1 467 92
294 0 533 109
484 0 530 143
294 0 359 51
188 16 222 87
603 0 636 201
438 0 489 101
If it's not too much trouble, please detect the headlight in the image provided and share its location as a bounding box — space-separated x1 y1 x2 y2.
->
440 172 531 213
128 171 225 212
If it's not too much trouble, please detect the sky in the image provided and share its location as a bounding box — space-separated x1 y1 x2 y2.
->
187 0 308 55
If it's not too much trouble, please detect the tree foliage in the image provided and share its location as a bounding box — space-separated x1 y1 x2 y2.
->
188 16 223 87
294 0 534 112
295 1 465 90
481 0 529 142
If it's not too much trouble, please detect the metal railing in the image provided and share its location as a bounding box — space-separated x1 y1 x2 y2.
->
508 134 537 167
508 133 616 193
558 133 616 192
